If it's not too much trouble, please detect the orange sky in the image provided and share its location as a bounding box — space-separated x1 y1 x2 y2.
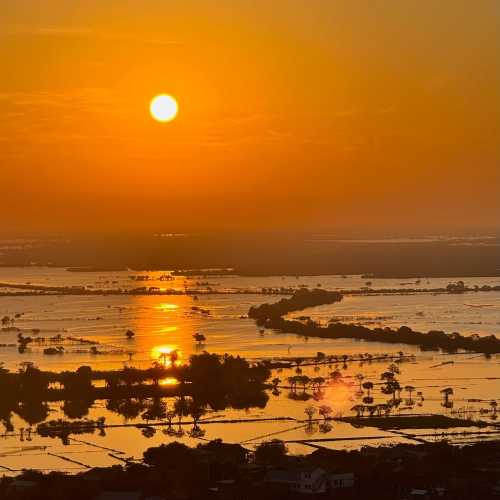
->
1 0 499 235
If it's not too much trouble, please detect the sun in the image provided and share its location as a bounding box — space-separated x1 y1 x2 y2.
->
150 94 178 122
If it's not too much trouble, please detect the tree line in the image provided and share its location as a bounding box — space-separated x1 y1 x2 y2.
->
249 288 500 354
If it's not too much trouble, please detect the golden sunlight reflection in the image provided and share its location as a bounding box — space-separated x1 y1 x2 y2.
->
158 326 178 334
322 380 357 414
151 344 183 367
155 303 180 311
160 377 179 386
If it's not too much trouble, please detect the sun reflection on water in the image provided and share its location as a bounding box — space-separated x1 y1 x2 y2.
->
151 344 183 367
322 380 357 414
155 303 180 311
157 326 178 334
160 377 179 386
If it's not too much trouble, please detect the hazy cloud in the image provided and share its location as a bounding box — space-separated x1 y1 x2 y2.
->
4 25 182 47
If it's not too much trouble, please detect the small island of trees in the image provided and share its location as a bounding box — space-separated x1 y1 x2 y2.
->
249 289 500 354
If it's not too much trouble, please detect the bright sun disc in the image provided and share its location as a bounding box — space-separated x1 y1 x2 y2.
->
150 94 178 122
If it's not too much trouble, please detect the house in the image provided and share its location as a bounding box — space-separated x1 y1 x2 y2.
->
265 465 327 494
327 472 354 490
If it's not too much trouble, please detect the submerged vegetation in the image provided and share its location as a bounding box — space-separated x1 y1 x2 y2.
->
37 418 106 444
248 288 343 320
0 353 271 431
250 288 500 354
4 277 499 298
339 414 490 430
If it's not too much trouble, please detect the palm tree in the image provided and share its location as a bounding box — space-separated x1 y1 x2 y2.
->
169 349 179 367
298 375 310 392
362 381 374 396
379 403 392 416
404 385 415 400
311 377 326 391
490 401 498 420
141 398 167 422
193 333 206 344
174 396 191 425
441 387 454 404
382 380 401 402
351 405 364 418
158 351 169 366
271 377 281 389
189 403 206 427
304 406 316 423
393 381 402 401
388 363 400 375
165 409 176 429
318 405 332 422
355 373 364 392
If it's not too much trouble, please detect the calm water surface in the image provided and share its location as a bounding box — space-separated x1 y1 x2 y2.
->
0 268 499 473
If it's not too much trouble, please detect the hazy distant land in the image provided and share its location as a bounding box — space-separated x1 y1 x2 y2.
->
1 233 499 278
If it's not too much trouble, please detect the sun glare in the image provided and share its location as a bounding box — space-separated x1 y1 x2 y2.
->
151 344 182 367
150 94 178 122
160 377 179 386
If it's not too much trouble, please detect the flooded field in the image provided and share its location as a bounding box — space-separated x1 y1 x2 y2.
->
0 268 499 474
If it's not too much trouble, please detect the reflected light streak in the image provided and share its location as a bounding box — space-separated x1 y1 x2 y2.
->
160 377 179 386
158 326 178 333
155 303 180 311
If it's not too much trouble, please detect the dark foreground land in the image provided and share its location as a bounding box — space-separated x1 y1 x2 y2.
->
1 439 500 499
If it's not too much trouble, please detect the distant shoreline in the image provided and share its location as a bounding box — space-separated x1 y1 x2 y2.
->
1 281 499 297
1 233 498 279
0 264 500 279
